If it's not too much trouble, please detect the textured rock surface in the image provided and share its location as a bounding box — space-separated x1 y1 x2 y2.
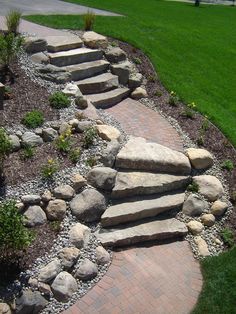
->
186 148 214 169
22 132 43 147
46 35 83 52
21 194 41 205
0 303 11 314
193 175 224 201
100 139 121 167
131 87 148 99
201 214 215 227
38 258 61 283
128 73 143 89
187 221 204 235
194 236 210 257
15 290 48 314
82 31 108 49
51 271 78 302
23 205 47 227
87 167 117 191
96 246 111 265
70 189 106 222
53 185 75 200
71 173 87 192
111 61 132 85
105 47 126 63
42 128 58 142
75 259 98 280
96 124 121 141
182 194 208 217
116 137 191 174
45 199 67 221
211 200 228 216
58 247 80 269
9 134 21 152
69 223 91 248
24 37 47 53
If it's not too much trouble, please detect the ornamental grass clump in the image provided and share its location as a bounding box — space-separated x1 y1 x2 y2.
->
83 10 96 31
5 10 22 35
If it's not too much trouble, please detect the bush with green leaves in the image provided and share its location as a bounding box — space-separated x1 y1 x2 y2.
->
83 127 97 148
0 200 33 262
0 128 12 177
83 10 96 31
221 160 234 172
49 92 70 109
5 10 22 34
187 181 199 193
221 228 235 248
22 110 44 128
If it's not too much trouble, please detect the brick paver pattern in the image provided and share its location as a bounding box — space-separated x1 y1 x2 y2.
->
64 241 202 314
105 98 184 152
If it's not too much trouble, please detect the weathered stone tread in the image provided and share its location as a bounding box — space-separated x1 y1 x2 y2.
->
46 35 83 52
87 87 130 108
76 73 119 94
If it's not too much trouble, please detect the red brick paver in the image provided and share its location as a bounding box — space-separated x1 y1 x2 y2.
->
64 241 202 314
105 98 183 152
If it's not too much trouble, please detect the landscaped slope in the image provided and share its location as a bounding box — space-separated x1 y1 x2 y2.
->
25 0 236 146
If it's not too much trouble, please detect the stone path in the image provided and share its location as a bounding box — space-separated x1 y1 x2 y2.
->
64 241 202 314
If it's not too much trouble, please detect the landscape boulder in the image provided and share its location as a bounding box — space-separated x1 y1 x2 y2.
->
96 124 121 142
75 258 98 280
105 47 127 63
21 132 43 147
193 175 224 201
45 199 67 221
51 271 78 302
71 173 87 192
210 200 228 216
69 223 91 248
9 134 21 152
23 205 47 227
128 73 143 89
58 247 80 269
38 258 61 283
187 221 204 235
96 246 111 265
42 128 58 142
24 37 47 53
0 303 11 314
111 61 132 85
15 290 48 314
82 31 108 49
194 236 210 257
53 185 75 200
87 167 117 191
21 194 41 205
182 194 208 216
62 83 79 96
201 214 215 227
100 139 121 167
186 148 214 169
131 87 148 99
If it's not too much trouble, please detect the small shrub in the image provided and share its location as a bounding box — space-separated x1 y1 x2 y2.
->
69 148 81 164
221 228 235 248
83 10 96 31
221 160 234 172
0 200 33 262
181 108 195 119
22 110 44 128
187 181 199 193
5 10 22 34
86 156 97 167
41 158 59 179
0 128 12 177
133 57 142 65
154 89 162 97
49 92 70 109
49 221 61 233
201 116 209 131
20 144 35 160
55 128 73 153
111 41 118 47
83 127 97 148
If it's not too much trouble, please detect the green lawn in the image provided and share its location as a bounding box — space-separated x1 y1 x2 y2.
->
25 0 236 146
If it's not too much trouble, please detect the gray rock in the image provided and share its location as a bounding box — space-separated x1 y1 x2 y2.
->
51 271 78 302
59 122 70 135
41 190 52 203
53 185 75 200
0 303 11 314
71 173 87 192
58 247 80 269
21 194 41 205
37 64 71 83
30 52 49 64
193 175 224 201
211 200 228 216
96 124 121 142
21 132 43 147
75 258 98 280
186 221 204 235
24 37 47 53
42 128 58 142
76 121 93 133
38 282 52 296
70 189 106 222
75 96 89 109
87 167 117 191
69 223 91 248
186 148 214 170
45 199 67 221
38 258 61 283
182 194 208 216
23 205 47 227
105 47 127 63
128 73 143 89
100 140 121 167
131 87 148 99
82 31 108 49
111 61 132 85
34 128 43 136
96 246 111 265
62 83 80 97
15 290 48 314
9 134 21 152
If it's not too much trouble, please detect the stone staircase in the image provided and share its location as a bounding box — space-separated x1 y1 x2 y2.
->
94 137 191 247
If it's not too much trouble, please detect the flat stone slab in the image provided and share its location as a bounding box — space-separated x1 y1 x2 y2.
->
116 137 191 175
87 87 130 108
96 218 188 247
101 193 185 227
111 171 190 199
45 35 83 52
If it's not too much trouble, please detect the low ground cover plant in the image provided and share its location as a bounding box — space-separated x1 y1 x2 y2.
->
22 110 44 128
0 128 12 180
49 91 70 109
83 126 97 148
41 158 59 179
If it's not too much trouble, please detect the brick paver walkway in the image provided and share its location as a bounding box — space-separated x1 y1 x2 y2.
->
64 241 202 314
105 98 183 152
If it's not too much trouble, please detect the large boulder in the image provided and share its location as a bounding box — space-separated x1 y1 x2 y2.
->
51 271 78 302
71 173 87 192
82 31 108 49
182 194 208 217
111 61 132 85
9 134 21 152
210 200 228 216
37 64 71 84
87 167 117 191
186 148 214 170
128 73 143 89
24 37 47 53
21 132 43 147
70 189 106 222
75 258 98 281
53 185 75 201
21 194 41 205
23 206 47 227
96 124 121 142
69 223 91 248
193 175 224 201
62 83 80 97
38 258 61 283
58 247 80 269
45 199 67 221
105 47 127 63
100 139 121 167
42 128 58 142
15 290 48 314
30 52 49 64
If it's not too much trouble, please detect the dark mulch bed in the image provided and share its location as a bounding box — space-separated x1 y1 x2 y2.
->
0 61 59 127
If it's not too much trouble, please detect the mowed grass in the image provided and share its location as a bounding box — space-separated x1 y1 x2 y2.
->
25 0 236 146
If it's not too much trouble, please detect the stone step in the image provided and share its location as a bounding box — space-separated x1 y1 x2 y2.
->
111 171 190 199
87 87 130 108
116 137 191 175
62 60 110 81
48 48 103 67
101 193 185 227
76 73 119 95
96 218 188 247
45 35 83 53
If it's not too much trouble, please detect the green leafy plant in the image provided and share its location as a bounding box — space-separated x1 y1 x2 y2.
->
133 57 142 65
49 92 70 109
221 228 235 248
197 134 205 146
168 91 179 107
201 116 210 131
5 10 22 34
22 110 44 128
86 156 97 167
41 158 59 179
181 107 195 119
154 89 162 97
221 160 234 172
49 221 61 233
0 128 12 178
111 41 118 47
20 144 35 160
69 148 81 164
83 10 96 31
83 127 97 148
147 74 157 82
187 181 199 193
55 128 73 153
4 85 12 99
0 200 33 262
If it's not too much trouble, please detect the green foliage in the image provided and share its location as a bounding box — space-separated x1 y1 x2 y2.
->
0 128 12 175
201 116 210 131
221 159 234 172
197 134 205 146
69 148 81 164
22 110 44 128
55 128 73 153
181 107 195 119
83 10 96 31
86 155 97 167
41 158 59 179
187 181 199 193
154 89 162 97
221 228 235 248
49 92 70 109
0 200 33 261
49 221 61 233
83 127 97 148
20 144 35 160
168 91 179 107
133 57 142 65
5 10 22 34
0 33 23 68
